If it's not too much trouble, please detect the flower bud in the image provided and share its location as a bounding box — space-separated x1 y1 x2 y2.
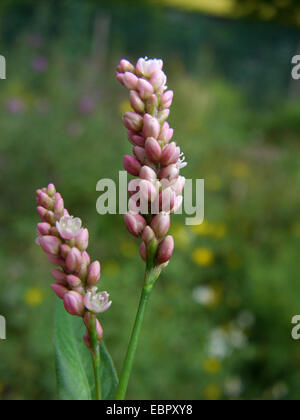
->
173 195 183 213
156 235 174 264
37 222 51 236
130 90 145 113
159 188 176 212
60 244 71 259
123 155 141 176
173 176 185 195
151 213 171 238
158 122 173 143
123 112 143 131
46 253 64 267
157 109 170 124
124 212 147 237
123 72 139 90
142 226 155 244
37 190 53 210
127 130 145 147
51 283 69 299
65 247 82 272
145 94 158 114
87 261 101 286
160 90 173 109
39 235 61 255
133 146 146 164
161 142 180 166
137 78 154 100
47 184 56 197
54 197 64 217
51 268 66 284
140 179 158 202
82 251 91 266
139 165 157 181
139 242 147 261
66 274 82 289
145 137 162 163
150 70 167 90
142 114 161 139
117 59 135 73
116 72 125 85
37 206 48 221
158 164 179 181
75 228 89 251
63 291 85 316
83 313 103 341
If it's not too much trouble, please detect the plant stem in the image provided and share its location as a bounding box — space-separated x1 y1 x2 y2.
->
115 267 160 400
90 314 102 400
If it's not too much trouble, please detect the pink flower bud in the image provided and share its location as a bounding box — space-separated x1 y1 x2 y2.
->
142 226 155 244
60 244 71 259
54 197 64 217
75 228 89 251
161 142 180 166
130 90 145 113
123 72 139 90
37 222 51 236
51 283 69 299
140 179 158 202
47 184 56 197
160 90 173 109
117 59 135 73
45 211 55 225
156 235 174 264
139 165 157 181
123 155 141 176
65 247 82 272
66 274 82 288
63 291 85 316
46 253 64 267
123 111 143 131
173 195 183 213
83 313 103 341
142 114 161 139
137 78 154 99
127 130 145 147
82 251 91 266
146 94 158 114
159 188 176 212
83 332 92 350
39 235 61 255
116 72 125 85
151 213 171 238
51 268 66 284
139 242 147 261
158 109 170 124
173 176 185 195
150 70 167 90
145 137 162 163
133 146 146 164
124 212 147 237
158 164 179 181
37 206 47 221
87 261 101 286
158 122 173 143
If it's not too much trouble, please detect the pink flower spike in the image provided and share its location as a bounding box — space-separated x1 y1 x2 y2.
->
39 235 61 255
124 212 147 237
87 261 101 287
123 155 142 176
63 291 85 316
123 72 139 90
145 137 162 163
156 235 174 264
151 213 171 238
51 283 69 299
142 114 161 139
75 228 89 251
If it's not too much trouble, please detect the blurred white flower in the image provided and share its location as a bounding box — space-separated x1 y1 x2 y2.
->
208 328 229 359
192 286 215 306
224 377 244 398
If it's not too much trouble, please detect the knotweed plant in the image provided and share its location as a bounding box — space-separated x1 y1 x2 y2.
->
115 57 186 399
34 58 186 401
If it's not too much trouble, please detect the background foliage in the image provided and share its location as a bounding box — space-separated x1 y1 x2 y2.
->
0 0 300 400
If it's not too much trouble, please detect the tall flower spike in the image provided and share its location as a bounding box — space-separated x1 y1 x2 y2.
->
35 184 111 350
116 57 187 266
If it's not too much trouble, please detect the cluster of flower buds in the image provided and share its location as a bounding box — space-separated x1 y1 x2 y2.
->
36 184 111 349
116 57 187 266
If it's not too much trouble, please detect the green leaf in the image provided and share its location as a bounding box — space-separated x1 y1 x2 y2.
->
54 299 118 400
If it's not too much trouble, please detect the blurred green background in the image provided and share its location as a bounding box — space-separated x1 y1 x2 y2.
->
1 0 300 400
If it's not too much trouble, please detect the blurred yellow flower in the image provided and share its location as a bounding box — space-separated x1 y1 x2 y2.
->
226 253 243 270
210 223 227 239
171 223 190 249
120 240 138 258
203 384 222 400
190 221 211 236
203 358 221 374
24 287 43 307
192 247 215 266
231 162 250 179
119 100 133 115
103 260 120 276
191 221 227 240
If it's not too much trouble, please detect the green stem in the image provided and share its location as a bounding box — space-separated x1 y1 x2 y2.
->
115 266 160 400
90 314 102 401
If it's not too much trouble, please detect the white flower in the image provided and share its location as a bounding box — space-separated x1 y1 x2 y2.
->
136 57 163 77
176 153 188 170
84 287 112 314
56 215 82 240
